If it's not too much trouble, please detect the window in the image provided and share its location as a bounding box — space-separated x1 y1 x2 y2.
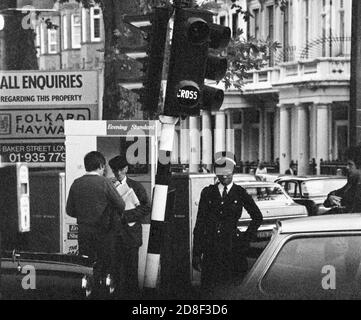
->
48 29 58 54
261 235 361 299
283 182 299 198
232 12 238 38
304 0 310 58
283 3 290 61
81 8 87 42
62 15 68 50
35 25 41 57
40 23 45 54
267 6 274 66
71 14 81 48
244 185 288 203
339 10 345 55
254 9 260 39
301 179 347 197
219 15 226 26
90 7 101 42
322 12 326 56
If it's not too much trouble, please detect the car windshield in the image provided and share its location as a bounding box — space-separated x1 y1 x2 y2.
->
301 179 347 197
244 185 289 203
260 235 361 300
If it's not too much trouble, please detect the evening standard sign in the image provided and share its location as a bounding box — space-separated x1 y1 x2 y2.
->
0 71 98 106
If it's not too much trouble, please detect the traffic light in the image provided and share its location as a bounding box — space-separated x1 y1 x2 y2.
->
142 7 172 115
123 7 172 116
164 8 231 117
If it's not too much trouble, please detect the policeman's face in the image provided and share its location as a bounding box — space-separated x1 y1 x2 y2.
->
217 172 233 186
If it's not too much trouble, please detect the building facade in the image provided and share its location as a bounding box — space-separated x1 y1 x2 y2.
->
32 0 353 174
226 0 352 174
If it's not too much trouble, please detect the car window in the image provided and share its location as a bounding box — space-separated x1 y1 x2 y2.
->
283 182 300 197
260 235 361 299
301 179 347 197
244 185 289 203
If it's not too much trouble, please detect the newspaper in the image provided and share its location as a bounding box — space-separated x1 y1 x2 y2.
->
113 180 140 226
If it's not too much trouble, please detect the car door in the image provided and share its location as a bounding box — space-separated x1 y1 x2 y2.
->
1 252 92 300
253 232 361 300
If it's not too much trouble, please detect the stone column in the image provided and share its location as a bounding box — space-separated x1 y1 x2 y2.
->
279 104 291 174
274 108 280 164
297 104 310 175
201 110 212 171
180 117 189 165
258 108 265 162
226 110 235 155
189 116 200 173
316 104 329 173
214 111 226 155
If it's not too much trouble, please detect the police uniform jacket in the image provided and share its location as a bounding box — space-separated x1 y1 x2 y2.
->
193 182 263 270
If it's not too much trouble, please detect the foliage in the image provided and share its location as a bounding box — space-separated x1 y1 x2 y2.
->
224 31 281 90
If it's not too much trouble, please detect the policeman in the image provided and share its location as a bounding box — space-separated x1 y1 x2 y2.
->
192 153 263 297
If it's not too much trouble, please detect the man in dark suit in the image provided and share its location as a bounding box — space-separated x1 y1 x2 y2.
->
192 154 263 297
285 162 297 175
66 151 125 290
108 155 151 299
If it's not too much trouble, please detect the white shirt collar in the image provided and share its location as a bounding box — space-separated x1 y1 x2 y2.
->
218 181 234 195
120 176 127 184
86 171 101 176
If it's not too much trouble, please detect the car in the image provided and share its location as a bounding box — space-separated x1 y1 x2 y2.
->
275 176 347 216
233 181 308 240
0 250 93 300
222 214 361 300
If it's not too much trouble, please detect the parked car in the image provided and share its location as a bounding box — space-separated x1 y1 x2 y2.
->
222 214 361 300
233 181 308 240
275 176 347 216
0 250 93 300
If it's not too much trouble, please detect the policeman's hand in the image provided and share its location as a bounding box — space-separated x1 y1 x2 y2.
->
192 255 202 272
328 195 342 207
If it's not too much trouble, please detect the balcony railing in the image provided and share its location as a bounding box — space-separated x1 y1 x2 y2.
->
242 57 350 93
241 37 351 93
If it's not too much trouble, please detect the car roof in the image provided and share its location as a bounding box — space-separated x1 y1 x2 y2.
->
234 181 278 187
276 175 346 182
278 214 361 234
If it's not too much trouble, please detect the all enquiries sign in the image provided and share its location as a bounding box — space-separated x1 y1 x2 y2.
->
0 70 100 167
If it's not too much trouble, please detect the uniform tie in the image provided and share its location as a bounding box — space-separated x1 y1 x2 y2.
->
222 185 228 200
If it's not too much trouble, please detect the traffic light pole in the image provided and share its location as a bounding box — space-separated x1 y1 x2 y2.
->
144 115 178 291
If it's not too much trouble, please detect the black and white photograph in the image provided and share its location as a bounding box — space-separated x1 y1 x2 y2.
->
0 0 361 306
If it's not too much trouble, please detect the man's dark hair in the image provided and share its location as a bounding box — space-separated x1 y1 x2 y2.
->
84 151 106 172
346 145 361 169
109 155 128 172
